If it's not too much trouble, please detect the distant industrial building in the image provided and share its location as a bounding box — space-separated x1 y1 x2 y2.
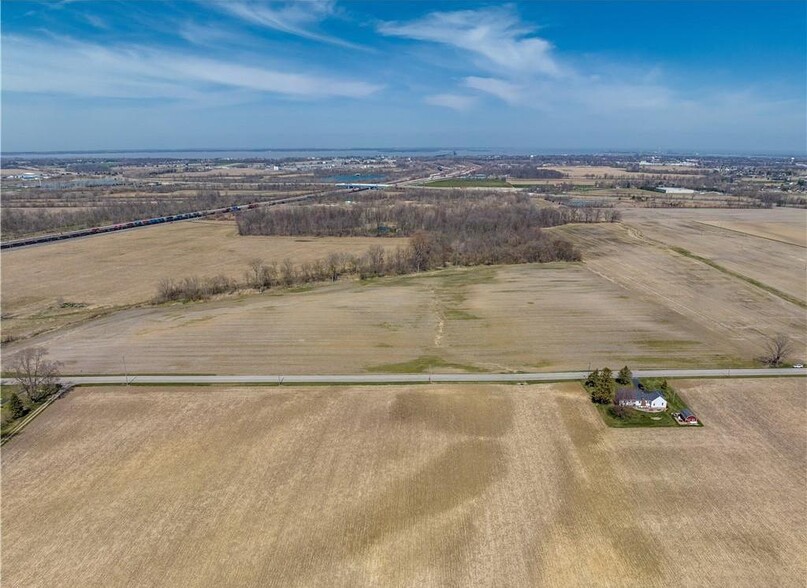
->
656 186 696 194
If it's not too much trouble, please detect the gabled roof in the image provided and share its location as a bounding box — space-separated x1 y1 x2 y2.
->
616 387 665 403
615 388 639 403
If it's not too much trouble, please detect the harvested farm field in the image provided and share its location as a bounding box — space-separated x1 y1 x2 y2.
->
1 262 760 375
554 221 806 360
2 380 804 587
3 208 804 373
621 207 807 303
1 220 406 341
698 220 806 247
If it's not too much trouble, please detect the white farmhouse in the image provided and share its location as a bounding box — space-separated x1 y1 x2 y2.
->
615 388 668 412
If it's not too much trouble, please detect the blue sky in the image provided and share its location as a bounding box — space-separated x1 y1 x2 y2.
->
2 1 805 153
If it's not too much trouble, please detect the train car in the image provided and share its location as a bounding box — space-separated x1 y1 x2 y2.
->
0 188 332 250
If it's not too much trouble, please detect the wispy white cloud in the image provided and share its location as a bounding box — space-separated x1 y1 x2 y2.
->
80 12 109 30
2 35 382 100
213 0 363 49
463 77 523 105
178 21 242 46
424 93 476 111
379 5 702 116
379 5 561 76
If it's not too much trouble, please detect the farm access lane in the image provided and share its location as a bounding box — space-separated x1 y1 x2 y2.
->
6 368 804 386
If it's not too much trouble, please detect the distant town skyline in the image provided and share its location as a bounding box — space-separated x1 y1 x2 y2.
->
2 1 805 154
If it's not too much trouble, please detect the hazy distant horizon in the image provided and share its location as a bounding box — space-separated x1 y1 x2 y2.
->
3 146 805 160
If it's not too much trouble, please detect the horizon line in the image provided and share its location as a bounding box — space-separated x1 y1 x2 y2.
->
2 147 805 158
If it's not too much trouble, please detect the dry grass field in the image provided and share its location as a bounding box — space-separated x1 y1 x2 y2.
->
554 219 806 360
3 207 804 373
1 220 405 341
2 380 804 587
508 165 704 186
621 208 807 302
0 167 41 177
508 166 628 186
698 220 806 247
2 261 760 375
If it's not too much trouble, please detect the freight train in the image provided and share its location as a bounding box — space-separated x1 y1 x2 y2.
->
0 189 357 250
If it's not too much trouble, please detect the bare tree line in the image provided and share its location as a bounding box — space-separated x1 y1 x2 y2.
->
236 192 614 238
1 190 278 238
155 193 589 304
155 231 581 304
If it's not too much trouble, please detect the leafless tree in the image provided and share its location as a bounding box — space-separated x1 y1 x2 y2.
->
246 257 270 290
280 258 296 287
409 231 436 272
325 253 344 281
11 347 62 403
761 334 793 367
363 245 386 278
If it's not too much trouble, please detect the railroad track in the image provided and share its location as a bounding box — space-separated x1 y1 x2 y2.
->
0 187 362 250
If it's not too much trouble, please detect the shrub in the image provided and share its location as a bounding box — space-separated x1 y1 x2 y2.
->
608 405 629 419
154 275 237 303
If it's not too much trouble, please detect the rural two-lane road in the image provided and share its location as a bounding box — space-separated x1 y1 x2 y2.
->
5 368 803 386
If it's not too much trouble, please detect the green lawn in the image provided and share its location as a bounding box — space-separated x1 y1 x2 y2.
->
596 404 676 428
593 378 702 428
424 178 512 188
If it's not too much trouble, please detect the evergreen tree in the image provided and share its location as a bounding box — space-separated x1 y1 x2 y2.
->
616 365 632 385
592 368 616 404
7 392 26 420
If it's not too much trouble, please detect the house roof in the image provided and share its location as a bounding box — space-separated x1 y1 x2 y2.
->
616 387 665 403
680 408 696 419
